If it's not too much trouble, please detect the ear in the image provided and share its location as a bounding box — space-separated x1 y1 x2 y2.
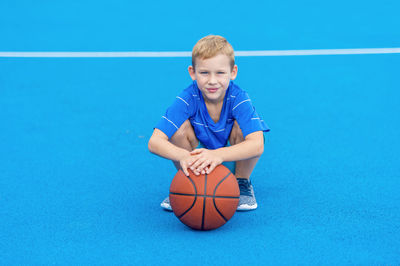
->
230 65 238 80
188 66 196 81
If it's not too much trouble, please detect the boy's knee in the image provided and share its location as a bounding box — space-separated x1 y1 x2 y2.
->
229 121 244 145
171 120 198 147
171 120 190 140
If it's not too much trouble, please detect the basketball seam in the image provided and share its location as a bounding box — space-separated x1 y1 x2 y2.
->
170 192 239 199
201 173 207 230
175 174 198 219
213 172 235 222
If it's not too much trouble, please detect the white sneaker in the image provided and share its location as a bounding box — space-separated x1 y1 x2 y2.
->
160 197 173 211
237 178 258 211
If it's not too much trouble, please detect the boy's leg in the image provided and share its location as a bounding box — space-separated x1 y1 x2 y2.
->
169 119 199 170
229 121 261 211
161 120 198 211
229 121 261 179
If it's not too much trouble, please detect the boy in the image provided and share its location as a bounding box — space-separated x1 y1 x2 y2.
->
148 35 269 211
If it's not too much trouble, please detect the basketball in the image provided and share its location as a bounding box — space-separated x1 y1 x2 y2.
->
169 164 239 230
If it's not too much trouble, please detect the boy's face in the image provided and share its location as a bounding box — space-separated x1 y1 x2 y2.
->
188 54 238 104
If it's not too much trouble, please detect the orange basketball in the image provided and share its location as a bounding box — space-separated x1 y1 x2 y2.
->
169 164 239 231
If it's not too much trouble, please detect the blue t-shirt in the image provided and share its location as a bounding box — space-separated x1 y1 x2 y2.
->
155 81 270 150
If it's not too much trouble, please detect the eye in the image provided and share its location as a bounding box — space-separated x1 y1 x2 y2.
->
217 72 226 74
200 71 208 75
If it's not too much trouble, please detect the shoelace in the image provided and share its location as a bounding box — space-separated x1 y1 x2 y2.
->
237 179 252 196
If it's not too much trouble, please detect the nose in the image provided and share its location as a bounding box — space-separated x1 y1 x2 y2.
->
208 73 217 85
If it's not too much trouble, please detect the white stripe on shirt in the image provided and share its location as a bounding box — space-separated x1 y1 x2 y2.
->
176 96 189 106
193 121 209 127
162 116 179 129
232 99 251 111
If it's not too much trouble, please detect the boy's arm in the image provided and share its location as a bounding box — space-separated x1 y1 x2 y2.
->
190 131 264 174
148 128 193 176
218 130 264 161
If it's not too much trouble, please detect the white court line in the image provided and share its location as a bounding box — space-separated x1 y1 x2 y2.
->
0 48 400 57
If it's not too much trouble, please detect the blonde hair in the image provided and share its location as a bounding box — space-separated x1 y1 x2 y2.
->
192 35 235 70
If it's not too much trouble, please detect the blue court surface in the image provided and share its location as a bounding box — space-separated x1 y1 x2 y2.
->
1 0 400 265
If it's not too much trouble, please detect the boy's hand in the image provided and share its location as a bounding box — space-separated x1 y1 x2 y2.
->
179 153 195 177
189 148 223 175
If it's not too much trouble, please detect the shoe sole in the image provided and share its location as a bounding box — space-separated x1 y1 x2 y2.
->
237 203 258 211
160 203 173 211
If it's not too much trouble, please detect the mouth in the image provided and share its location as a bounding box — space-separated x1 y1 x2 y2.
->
206 88 219 93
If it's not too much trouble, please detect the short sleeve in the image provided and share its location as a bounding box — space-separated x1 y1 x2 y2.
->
155 90 193 139
231 91 270 137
